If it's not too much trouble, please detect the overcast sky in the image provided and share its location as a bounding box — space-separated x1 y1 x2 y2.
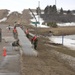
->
0 0 75 12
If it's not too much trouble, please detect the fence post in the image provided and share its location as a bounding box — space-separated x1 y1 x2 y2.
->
62 35 64 45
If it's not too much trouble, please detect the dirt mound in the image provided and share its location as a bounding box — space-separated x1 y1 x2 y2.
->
6 11 22 24
21 9 32 24
0 9 32 25
0 9 9 19
5 9 32 25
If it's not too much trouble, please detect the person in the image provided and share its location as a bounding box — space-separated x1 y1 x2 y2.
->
8 25 11 30
14 22 16 29
12 39 19 46
14 25 16 29
13 28 17 39
25 28 29 38
31 35 38 50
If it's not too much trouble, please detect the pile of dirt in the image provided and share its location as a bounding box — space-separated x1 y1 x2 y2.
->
5 9 32 25
0 9 9 19
6 11 22 24
21 9 32 24
0 9 32 25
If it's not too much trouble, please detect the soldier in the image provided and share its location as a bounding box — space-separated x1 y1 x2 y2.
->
25 28 29 38
31 35 38 50
8 25 11 30
13 28 17 39
12 39 19 46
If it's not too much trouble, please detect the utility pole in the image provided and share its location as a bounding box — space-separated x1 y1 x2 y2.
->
55 0 56 5
62 35 64 45
29 8 38 35
38 1 40 24
29 8 38 27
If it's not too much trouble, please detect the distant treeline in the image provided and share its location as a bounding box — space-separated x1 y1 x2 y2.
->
36 5 75 23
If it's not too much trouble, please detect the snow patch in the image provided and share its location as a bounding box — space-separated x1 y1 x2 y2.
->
0 18 7 22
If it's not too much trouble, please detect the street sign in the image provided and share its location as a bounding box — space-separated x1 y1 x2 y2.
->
31 21 40 24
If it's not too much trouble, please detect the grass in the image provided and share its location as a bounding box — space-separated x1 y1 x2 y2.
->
27 26 75 36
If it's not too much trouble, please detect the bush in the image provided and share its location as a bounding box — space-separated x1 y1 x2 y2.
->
47 22 57 27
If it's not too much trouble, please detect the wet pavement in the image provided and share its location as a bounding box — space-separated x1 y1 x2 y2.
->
0 24 38 75
0 24 21 75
